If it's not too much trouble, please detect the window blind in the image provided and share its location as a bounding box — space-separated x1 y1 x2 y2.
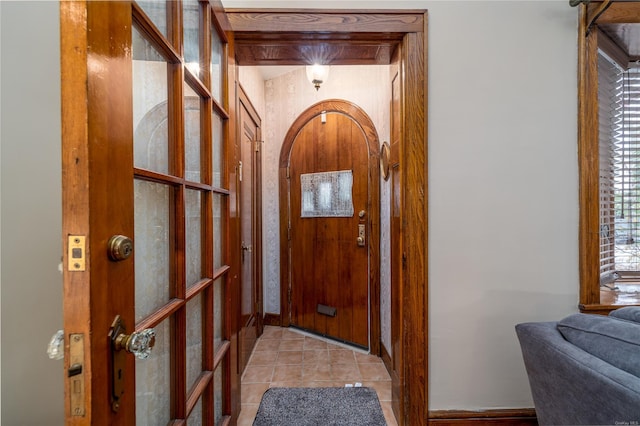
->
599 50 640 281
616 64 640 272
598 51 623 282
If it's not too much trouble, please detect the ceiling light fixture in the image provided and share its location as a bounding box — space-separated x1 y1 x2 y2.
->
306 64 329 91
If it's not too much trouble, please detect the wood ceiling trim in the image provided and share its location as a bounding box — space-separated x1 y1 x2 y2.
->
226 9 425 33
227 9 424 66
594 2 640 24
234 44 393 66
233 32 406 42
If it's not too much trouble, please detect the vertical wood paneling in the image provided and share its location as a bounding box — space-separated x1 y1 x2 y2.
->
60 2 92 422
389 42 404 425
402 22 428 424
578 10 602 307
61 1 135 422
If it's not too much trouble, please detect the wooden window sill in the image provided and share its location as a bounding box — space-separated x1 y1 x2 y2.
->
580 283 640 315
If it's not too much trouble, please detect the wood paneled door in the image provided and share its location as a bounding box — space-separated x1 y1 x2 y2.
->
60 1 236 423
279 100 380 350
237 86 263 372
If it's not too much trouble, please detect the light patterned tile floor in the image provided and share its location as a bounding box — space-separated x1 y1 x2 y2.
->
237 326 398 426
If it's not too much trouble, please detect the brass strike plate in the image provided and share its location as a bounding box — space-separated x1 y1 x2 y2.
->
68 236 86 271
69 333 86 417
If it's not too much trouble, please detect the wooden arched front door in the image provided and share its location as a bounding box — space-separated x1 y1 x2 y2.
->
279 100 380 351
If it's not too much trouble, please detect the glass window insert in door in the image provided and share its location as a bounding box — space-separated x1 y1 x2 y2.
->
131 2 232 422
184 82 202 183
134 180 172 321
210 28 223 103
213 277 224 353
212 112 224 189
183 0 201 79
213 194 225 271
132 26 169 175
135 319 171 425
190 397 204 426
214 363 223 424
186 189 203 288
186 293 204 392
135 0 168 38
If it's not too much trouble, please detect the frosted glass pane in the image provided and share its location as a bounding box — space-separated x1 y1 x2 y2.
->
189 396 203 426
183 0 201 79
214 365 223 425
211 28 223 102
186 294 203 392
184 83 202 183
133 26 169 175
212 113 223 188
186 190 203 288
134 180 171 322
136 1 167 38
136 319 171 425
300 170 354 217
213 278 223 353
213 194 223 270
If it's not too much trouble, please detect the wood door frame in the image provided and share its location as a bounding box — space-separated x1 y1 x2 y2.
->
227 9 428 424
236 83 264 370
278 99 381 354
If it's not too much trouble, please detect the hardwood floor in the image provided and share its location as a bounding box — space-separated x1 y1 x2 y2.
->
237 326 398 425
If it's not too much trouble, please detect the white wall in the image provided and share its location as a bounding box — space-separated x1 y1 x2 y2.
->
1 1 64 424
226 0 580 411
426 1 578 410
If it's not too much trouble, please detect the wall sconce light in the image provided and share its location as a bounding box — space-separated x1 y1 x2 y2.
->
306 64 330 91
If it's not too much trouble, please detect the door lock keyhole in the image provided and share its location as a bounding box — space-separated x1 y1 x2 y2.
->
108 235 133 261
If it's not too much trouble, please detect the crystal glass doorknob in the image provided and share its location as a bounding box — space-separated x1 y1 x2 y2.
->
47 330 64 360
114 328 155 359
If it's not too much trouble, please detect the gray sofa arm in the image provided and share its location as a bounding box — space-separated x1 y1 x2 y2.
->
516 321 640 425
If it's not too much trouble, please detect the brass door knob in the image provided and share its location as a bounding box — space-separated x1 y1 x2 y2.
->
108 235 133 261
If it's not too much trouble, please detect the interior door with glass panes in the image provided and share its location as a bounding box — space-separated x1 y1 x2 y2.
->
60 1 234 423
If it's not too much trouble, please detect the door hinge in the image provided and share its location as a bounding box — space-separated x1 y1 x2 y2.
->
255 140 263 153
288 287 292 305
286 166 290 179
287 225 291 241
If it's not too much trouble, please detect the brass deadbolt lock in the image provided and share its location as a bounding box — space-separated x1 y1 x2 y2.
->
108 235 133 261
